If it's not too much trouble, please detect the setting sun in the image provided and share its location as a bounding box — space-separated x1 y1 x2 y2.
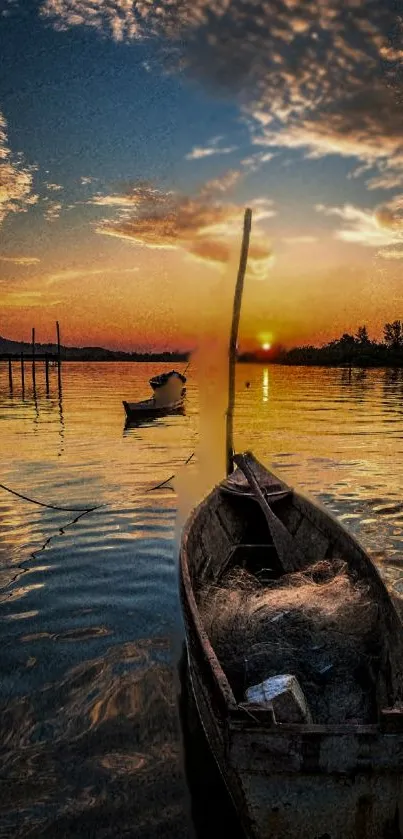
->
262 342 271 351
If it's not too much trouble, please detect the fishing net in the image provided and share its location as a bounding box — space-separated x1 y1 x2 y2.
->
198 560 381 723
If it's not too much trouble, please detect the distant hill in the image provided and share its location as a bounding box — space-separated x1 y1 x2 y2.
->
0 335 190 363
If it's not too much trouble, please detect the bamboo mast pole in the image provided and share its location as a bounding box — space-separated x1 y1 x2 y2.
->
225 207 252 476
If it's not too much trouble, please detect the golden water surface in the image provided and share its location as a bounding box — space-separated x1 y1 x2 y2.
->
0 361 402 837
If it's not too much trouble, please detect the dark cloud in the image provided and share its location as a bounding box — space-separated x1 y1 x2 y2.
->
40 1 403 181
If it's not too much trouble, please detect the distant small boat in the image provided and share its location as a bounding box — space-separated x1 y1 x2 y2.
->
149 370 187 391
122 369 186 422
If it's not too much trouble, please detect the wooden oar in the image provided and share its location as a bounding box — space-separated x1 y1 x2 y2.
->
233 452 306 572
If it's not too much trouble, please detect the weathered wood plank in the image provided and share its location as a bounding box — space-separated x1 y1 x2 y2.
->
201 512 233 581
293 517 329 564
279 502 303 535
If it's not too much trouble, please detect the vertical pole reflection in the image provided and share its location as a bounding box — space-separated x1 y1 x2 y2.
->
262 367 269 403
45 354 50 396
20 352 25 397
8 355 13 393
58 366 65 456
32 327 36 393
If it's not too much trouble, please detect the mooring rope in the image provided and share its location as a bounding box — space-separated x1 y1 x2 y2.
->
30 508 94 563
146 451 195 492
0 483 103 513
0 450 196 510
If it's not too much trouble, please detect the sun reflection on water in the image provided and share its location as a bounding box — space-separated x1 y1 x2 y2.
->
262 367 269 403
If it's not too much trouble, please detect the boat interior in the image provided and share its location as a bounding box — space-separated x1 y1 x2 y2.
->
185 458 403 726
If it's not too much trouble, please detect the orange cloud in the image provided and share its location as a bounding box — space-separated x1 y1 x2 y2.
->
95 177 274 277
43 199 63 221
377 248 403 260
0 255 40 265
89 183 172 208
316 200 403 250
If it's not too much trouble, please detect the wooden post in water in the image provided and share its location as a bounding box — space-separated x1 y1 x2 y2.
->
56 321 61 361
8 355 13 392
20 352 25 394
45 353 50 394
32 327 36 391
56 320 62 391
225 207 252 476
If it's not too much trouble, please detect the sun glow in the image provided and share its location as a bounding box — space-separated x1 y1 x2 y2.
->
262 342 271 351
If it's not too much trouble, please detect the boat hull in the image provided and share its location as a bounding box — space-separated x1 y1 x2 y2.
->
179 455 403 839
184 648 403 839
122 397 185 421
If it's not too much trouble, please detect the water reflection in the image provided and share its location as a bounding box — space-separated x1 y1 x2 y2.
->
0 361 65 451
123 417 157 433
178 647 245 839
262 367 269 403
1 363 403 837
123 409 186 434
0 639 192 839
123 416 187 439
339 365 369 394
58 386 65 457
383 368 403 401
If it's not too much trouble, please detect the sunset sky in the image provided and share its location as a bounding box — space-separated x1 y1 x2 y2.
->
1 0 403 352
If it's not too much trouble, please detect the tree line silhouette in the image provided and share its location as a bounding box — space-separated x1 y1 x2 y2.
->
274 321 403 367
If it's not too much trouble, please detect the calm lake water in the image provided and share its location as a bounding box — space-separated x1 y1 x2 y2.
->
1 361 403 837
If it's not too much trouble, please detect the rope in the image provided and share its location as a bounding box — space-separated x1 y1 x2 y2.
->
146 451 195 492
0 450 195 510
0 483 103 513
30 508 94 561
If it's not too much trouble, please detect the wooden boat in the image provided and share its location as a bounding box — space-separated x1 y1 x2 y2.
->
149 370 187 391
179 210 403 838
122 370 186 421
122 395 185 422
179 452 403 839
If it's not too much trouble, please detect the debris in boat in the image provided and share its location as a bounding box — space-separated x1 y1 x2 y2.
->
246 673 312 723
198 561 381 724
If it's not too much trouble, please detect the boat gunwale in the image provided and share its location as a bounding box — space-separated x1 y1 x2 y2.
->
180 458 403 736
181 486 239 714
